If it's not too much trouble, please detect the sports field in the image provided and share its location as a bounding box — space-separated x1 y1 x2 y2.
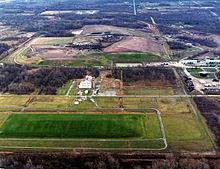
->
0 113 161 139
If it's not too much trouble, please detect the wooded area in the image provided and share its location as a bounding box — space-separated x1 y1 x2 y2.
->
112 67 176 84
0 65 99 95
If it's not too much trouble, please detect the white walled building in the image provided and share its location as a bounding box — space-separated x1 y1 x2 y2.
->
205 59 220 66
79 75 93 89
182 60 198 65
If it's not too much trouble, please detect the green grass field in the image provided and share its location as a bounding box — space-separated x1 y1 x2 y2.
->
39 60 103 67
0 113 9 127
187 68 203 73
122 97 190 113
203 68 217 73
28 96 73 109
0 113 161 139
56 80 73 95
161 113 213 152
186 68 216 79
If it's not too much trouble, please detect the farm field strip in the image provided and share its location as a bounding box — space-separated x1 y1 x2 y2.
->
0 112 167 151
0 112 213 152
0 95 219 112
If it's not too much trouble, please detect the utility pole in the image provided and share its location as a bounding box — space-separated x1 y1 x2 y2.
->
133 0 137 15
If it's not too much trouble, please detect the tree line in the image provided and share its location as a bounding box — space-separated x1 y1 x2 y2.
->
167 41 190 50
176 36 218 48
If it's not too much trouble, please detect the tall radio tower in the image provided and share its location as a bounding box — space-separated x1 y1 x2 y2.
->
133 0 137 15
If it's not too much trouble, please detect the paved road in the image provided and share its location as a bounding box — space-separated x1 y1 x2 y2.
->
1 94 219 98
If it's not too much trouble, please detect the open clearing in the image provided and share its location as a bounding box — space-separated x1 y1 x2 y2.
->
0 112 213 152
0 113 161 139
162 113 213 152
31 37 73 45
0 96 29 108
123 88 174 95
96 97 191 113
28 48 79 60
82 25 149 36
0 96 190 113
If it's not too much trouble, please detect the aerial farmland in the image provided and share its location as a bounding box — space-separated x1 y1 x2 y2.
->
0 0 219 168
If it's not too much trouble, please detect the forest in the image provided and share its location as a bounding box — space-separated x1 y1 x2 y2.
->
112 67 176 84
0 43 10 55
167 41 190 50
1 152 217 169
0 65 99 95
193 97 220 147
176 36 218 48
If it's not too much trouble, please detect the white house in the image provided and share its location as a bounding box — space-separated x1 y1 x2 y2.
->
79 75 93 89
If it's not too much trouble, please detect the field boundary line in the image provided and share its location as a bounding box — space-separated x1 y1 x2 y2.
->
0 146 167 151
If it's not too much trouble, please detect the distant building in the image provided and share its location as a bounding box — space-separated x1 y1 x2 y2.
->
205 59 220 66
182 60 198 65
79 75 93 89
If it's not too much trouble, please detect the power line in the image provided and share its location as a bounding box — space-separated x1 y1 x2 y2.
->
133 0 137 15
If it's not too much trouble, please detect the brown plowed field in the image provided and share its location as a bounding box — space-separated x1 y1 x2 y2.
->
28 48 79 60
103 37 164 55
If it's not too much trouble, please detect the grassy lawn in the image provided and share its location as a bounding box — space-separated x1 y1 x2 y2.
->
0 113 161 139
0 139 165 150
95 97 119 108
0 113 9 127
187 68 203 73
0 96 190 113
28 96 96 111
123 88 174 95
103 53 164 62
69 89 79 95
122 97 190 113
16 47 43 64
56 80 73 95
162 113 205 141
39 60 103 67
0 112 213 151
161 113 213 152
157 98 190 113
28 96 73 109
0 96 29 108
190 73 215 79
123 98 156 109
187 68 215 79
203 68 217 73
